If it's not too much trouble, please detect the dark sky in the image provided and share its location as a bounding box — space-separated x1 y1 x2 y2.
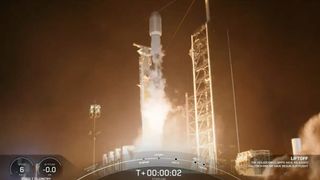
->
0 0 319 168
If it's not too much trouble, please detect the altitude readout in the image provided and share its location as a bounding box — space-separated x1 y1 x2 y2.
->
38 157 62 177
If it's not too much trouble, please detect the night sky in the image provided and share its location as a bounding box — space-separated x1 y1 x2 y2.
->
0 0 319 168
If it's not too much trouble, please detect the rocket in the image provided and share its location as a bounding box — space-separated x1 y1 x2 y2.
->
133 11 167 150
149 11 162 68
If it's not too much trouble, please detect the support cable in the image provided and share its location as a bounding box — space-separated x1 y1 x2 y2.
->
158 0 178 12
227 29 241 154
169 0 196 44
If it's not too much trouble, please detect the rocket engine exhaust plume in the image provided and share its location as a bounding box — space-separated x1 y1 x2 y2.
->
263 113 320 180
140 69 171 150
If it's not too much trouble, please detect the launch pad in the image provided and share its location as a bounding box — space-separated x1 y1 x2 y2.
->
132 9 219 177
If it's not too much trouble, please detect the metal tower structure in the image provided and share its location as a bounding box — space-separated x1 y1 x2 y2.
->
188 24 217 171
185 93 196 153
133 43 151 141
133 43 151 110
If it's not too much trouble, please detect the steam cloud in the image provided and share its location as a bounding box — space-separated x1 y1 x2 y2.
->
263 113 320 180
142 68 171 149
135 53 172 151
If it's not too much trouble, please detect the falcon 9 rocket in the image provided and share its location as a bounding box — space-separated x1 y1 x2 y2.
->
134 12 170 150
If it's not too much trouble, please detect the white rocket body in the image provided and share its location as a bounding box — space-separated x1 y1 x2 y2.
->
149 11 162 67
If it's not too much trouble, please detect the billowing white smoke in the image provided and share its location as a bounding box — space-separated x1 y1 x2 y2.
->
300 113 320 155
136 61 172 151
263 113 320 180
300 113 320 180
163 106 190 152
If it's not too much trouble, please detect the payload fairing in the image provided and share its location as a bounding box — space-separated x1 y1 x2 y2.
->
149 11 163 66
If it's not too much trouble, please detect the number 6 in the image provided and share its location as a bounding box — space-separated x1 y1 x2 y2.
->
20 166 25 173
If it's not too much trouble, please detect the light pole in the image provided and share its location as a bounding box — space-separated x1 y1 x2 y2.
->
89 104 101 170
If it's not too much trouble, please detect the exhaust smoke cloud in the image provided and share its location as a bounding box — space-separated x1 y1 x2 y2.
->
139 65 171 150
264 113 320 180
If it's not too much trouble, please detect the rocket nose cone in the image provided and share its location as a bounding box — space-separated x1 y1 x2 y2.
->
150 11 161 19
149 11 162 36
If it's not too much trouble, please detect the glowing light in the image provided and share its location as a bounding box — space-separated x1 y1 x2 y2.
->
139 69 171 150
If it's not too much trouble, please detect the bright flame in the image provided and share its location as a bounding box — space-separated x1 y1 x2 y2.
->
138 66 171 150
143 99 170 131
